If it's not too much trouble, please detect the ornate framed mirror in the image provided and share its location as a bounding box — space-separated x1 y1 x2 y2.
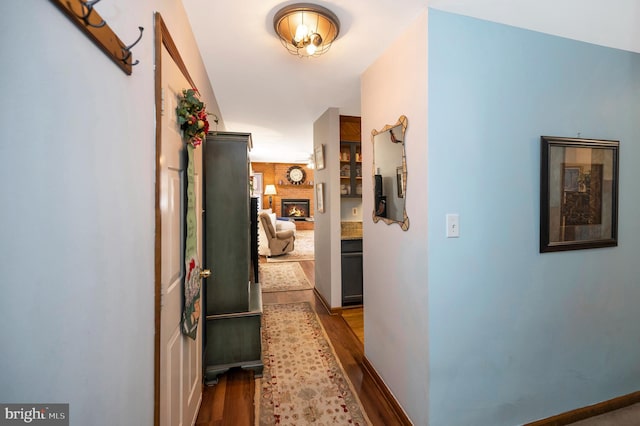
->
372 115 409 230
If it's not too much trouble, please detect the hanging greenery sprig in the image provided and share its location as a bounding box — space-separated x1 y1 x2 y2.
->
176 88 210 148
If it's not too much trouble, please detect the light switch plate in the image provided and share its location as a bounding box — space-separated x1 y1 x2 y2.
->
446 214 459 238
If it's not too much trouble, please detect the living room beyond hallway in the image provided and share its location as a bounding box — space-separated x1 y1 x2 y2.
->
251 162 316 229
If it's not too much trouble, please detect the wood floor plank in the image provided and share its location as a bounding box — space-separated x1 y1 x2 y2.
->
223 369 254 426
211 375 226 424
193 384 215 424
194 374 225 425
342 307 364 343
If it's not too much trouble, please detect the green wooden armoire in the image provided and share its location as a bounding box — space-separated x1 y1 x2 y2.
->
202 131 262 384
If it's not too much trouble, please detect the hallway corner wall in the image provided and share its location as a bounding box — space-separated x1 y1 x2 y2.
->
361 9 430 425
313 108 343 308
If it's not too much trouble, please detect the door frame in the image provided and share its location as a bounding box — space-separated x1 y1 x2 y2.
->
153 12 199 426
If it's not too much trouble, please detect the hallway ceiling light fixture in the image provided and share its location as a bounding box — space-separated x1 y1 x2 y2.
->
273 3 340 58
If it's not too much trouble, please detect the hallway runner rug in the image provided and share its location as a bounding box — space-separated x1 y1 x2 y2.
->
260 262 312 293
266 230 314 262
255 302 371 425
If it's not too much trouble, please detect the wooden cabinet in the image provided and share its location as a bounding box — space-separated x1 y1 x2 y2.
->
202 131 262 384
340 115 361 142
341 239 363 305
340 142 362 198
339 116 362 198
339 116 363 306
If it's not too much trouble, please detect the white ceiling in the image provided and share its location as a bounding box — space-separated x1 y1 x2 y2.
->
183 0 640 163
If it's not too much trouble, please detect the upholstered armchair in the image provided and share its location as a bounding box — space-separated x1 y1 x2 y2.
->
258 212 295 257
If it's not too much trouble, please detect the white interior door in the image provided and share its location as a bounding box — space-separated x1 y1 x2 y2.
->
159 44 203 426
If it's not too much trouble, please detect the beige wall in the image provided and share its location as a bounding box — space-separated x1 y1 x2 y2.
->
361 9 429 425
313 108 343 308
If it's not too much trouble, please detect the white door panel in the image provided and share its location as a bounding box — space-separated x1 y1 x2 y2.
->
168 328 182 426
160 44 203 426
161 171 183 292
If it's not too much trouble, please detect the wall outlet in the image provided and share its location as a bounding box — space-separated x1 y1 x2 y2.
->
352 207 358 216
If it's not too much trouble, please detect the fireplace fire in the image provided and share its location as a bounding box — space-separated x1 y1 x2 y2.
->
281 199 310 220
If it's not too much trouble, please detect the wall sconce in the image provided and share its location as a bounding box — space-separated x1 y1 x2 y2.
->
264 184 277 209
273 3 340 57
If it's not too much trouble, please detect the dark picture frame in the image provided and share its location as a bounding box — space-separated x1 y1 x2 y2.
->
540 136 619 252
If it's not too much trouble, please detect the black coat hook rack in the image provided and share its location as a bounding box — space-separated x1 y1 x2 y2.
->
121 26 144 66
50 0 143 75
72 0 105 28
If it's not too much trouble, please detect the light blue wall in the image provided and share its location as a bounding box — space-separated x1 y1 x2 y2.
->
428 10 640 426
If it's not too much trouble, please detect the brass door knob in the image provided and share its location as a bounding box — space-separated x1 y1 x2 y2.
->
199 269 211 279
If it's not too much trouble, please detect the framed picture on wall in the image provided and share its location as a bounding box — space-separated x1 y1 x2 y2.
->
315 144 325 170
252 172 263 197
315 183 325 213
540 136 619 252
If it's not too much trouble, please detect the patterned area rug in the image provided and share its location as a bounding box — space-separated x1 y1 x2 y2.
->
260 262 312 293
255 303 371 425
266 230 314 263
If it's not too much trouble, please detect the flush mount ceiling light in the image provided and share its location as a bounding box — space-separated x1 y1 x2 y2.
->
273 3 340 58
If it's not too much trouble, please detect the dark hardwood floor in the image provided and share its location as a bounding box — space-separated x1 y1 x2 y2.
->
195 259 403 425
341 306 365 344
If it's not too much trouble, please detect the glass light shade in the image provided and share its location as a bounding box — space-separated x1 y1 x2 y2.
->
273 3 340 58
294 24 308 43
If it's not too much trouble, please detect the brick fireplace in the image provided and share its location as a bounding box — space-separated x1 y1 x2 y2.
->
250 162 315 230
281 199 310 220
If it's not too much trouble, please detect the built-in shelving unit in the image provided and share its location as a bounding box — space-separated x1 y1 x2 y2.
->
340 142 362 198
339 115 363 306
339 115 362 198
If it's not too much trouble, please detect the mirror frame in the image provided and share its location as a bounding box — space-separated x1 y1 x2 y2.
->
371 115 409 230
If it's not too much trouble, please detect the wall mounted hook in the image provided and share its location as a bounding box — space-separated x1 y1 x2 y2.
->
121 26 144 66
71 0 106 28
51 0 139 75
